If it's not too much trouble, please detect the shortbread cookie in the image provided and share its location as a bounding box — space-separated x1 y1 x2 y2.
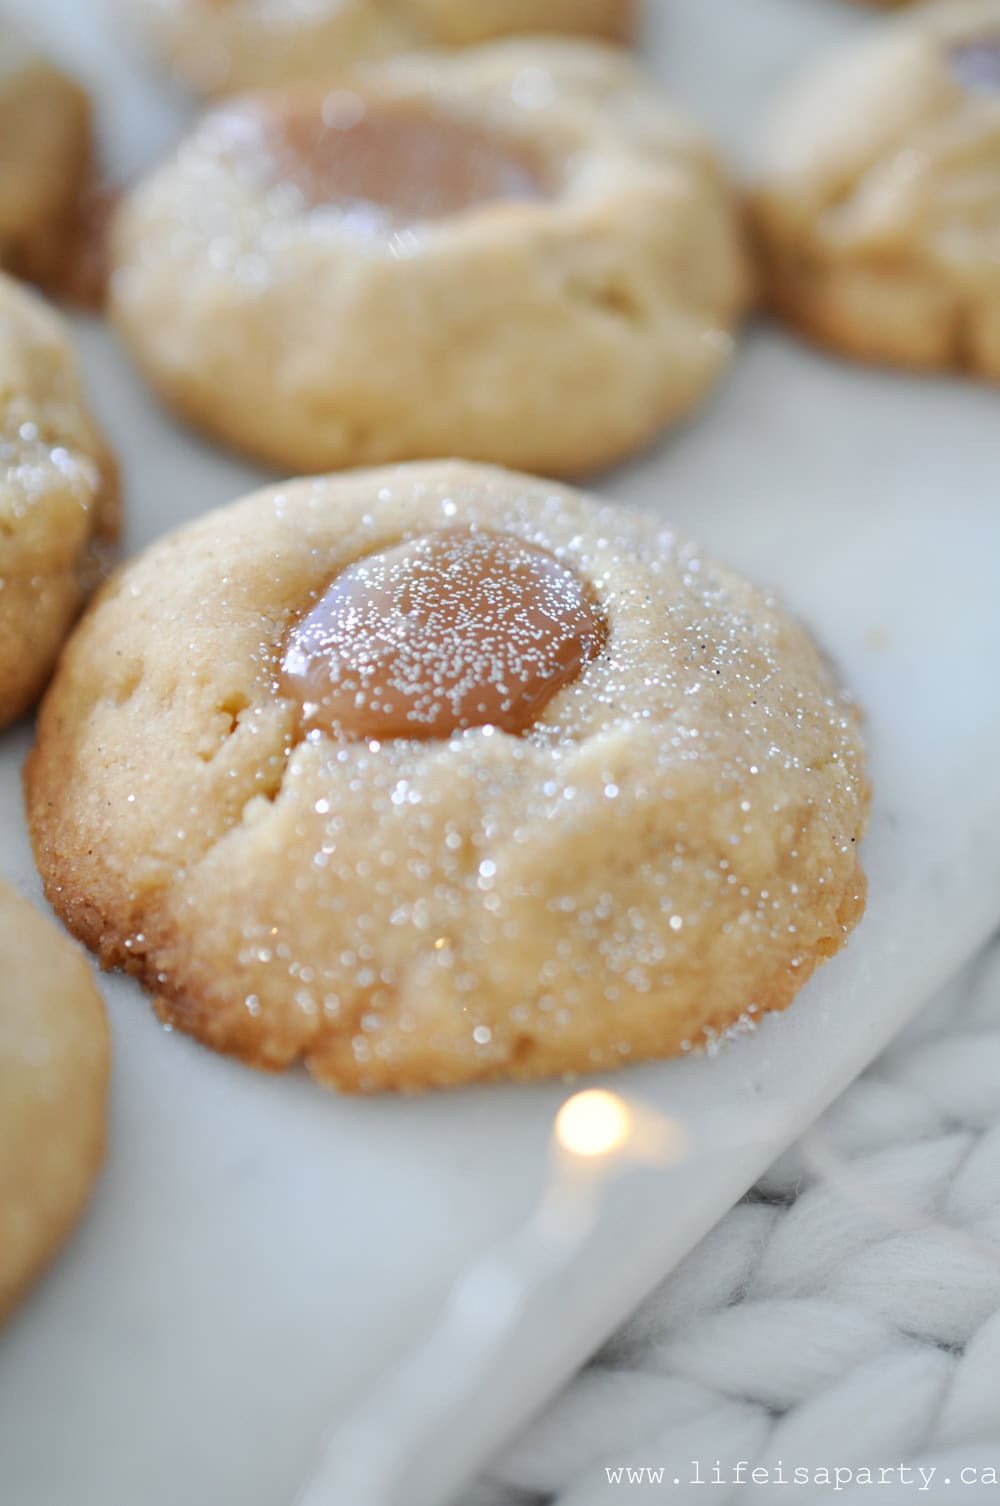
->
127 0 635 96
0 272 120 729
27 462 869 1095
752 0 1000 374
0 879 109 1324
109 41 751 476
0 23 92 289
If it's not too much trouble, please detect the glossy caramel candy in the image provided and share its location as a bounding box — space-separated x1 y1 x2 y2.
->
280 527 605 739
231 93 550 225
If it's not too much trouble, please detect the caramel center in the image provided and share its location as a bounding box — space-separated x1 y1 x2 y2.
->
279 528 606 740
257 96 549 224
950 38 1000 92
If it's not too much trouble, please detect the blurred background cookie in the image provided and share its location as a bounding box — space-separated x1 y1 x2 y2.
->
109 41 751 476
0 21 92 293
0 273 120 729
26 461 868 1095
125 0 636 96
751 0 1000 376
0 879 109 1325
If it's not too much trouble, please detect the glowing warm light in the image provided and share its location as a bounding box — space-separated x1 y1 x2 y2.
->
555 1090 633 1159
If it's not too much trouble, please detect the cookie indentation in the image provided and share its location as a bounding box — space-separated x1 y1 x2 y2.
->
240 94 551 226
279 527 606 740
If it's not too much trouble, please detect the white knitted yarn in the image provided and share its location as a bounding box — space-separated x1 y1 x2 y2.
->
474 939 1000 1503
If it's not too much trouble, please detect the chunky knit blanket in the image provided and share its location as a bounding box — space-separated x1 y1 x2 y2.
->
472 938 1000 1503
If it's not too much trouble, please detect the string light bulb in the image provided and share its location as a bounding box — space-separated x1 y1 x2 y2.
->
553 1088 688 1182
555 1089 633 1159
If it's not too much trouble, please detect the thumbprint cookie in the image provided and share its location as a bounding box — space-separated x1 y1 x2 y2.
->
0 879 109 1324
27 461 869 1095
0 22 92 292
752 0 1000 376
0 273 119 729
109 41 751 477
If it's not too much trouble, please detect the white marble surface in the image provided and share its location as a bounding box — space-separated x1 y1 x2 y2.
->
1 2 999 1505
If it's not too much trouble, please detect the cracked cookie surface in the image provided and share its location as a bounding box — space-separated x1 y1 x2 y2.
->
109 40 751 477
752 0 1000 375
0 272 119 728
0 879 109 1324
27 462 869 1095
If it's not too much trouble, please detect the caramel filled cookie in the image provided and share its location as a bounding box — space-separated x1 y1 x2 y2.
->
0 274 119 729
0 879 109 1324
109 41 751 476
752 0 1000 375
127 0 635 96
27 462 869 1095
0 23 92 291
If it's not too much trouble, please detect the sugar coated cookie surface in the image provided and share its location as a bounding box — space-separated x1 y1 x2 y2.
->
0 879 109 1324
0 22 92 290
0 273 119 728
109 41 750 477
27 462 869 1095
127 0 635 96
752 0 1000 375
